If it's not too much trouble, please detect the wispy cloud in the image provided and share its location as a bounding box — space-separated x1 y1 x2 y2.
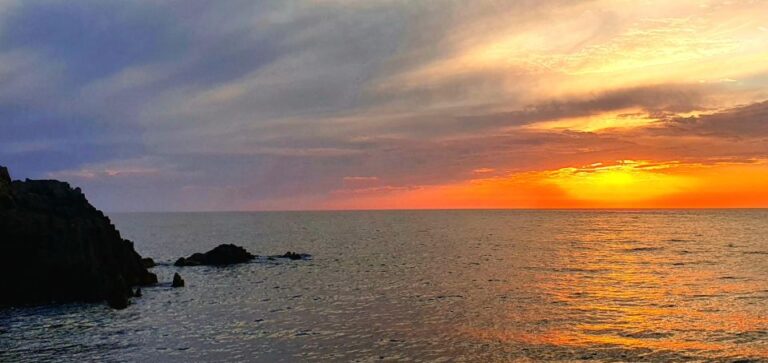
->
1 0 767 210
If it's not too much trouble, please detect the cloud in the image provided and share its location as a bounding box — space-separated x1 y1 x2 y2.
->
341 176 380 190
455 84 709 131
655 100 768 138
1 0 767 210
472 168 495 174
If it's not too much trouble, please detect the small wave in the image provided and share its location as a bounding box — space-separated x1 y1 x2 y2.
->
620 330 673 339
554 267 610 273
623 247 663 252
434 295 463 300
690 293 723 299
666 238 690 243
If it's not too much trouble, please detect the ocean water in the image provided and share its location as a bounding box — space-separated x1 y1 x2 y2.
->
2 210 768 362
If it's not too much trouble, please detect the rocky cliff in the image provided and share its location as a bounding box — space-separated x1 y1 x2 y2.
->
0 165 157 309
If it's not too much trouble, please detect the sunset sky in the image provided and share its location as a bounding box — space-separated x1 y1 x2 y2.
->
2 0 768 211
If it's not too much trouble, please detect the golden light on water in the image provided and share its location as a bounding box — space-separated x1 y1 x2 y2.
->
451 212 768 359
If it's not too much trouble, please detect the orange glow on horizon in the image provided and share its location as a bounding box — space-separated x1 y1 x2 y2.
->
322 160 768 210
546 161 695 205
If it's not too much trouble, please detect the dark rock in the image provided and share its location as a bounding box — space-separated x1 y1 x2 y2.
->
175 244 255 266
0 166 9 185
107 294 129 309
273 251 312 260
172 273 185 287
0 165 157 309
174 257 186 266
106 276 130 309
141 257 156 268
134 287 142 297
0 166 13 209
174 254 203 267
140 271 158 285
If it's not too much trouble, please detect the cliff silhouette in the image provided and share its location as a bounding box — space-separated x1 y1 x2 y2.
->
0 166 156 309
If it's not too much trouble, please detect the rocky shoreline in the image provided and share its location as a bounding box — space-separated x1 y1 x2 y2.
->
0 166 157 309
0 165 311 310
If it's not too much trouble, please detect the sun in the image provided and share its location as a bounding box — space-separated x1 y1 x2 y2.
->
548 161 695 205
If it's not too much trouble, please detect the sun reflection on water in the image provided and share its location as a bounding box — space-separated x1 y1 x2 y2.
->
456 211 768 361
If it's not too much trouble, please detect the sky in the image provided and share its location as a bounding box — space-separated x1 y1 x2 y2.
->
1 0 768 211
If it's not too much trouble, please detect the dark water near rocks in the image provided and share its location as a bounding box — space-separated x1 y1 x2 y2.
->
2 210 768 362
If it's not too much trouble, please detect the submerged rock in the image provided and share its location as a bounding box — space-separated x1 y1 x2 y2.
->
273 251 312 260
0 165 157 309
172 273 185 288
175 244 255 266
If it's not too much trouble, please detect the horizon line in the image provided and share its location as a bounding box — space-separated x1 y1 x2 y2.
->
108 207 768 214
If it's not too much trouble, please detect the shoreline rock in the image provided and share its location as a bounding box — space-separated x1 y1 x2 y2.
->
141 258 156 268
171 273 185 288
0 165 157 309
175 244 255 266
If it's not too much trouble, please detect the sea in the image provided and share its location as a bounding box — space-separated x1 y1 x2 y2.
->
1 210 767 362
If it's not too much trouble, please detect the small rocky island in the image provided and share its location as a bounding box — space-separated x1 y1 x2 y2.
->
175 244 312 266
0 166 157 309
175 244 255 266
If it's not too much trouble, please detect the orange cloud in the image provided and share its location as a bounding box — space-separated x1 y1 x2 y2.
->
472 168 496 174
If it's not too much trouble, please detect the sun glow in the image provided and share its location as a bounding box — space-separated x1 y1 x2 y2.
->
547 161 695 204
322 160 768 210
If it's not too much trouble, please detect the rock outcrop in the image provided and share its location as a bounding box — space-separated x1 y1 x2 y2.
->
0 166 157 309
141 257 156 268
175 244 255 266
171 273 185 287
